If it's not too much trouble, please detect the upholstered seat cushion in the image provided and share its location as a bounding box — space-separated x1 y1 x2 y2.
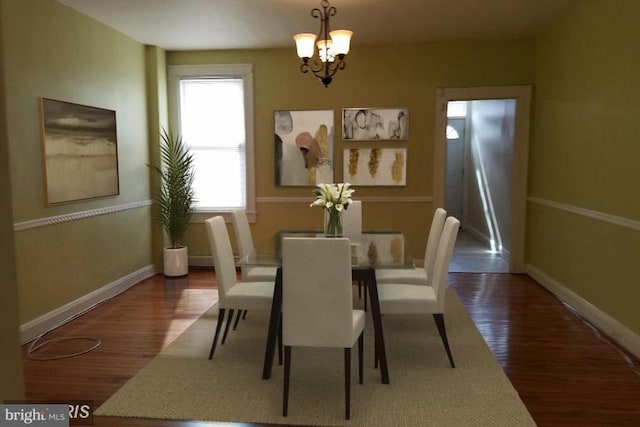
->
246 266 279 282
378 284 438 314
374 267 428 285
223 282 274 310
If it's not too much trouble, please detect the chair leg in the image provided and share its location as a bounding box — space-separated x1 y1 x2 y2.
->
221 309 235 344
233 309 242 330
363 283 368 312
358 332 364 385
433 313 455 368
283 346 291 417
344 347 351 420
277 313 283 365
208 308 225 359
374 331 378 369
242 310 248 319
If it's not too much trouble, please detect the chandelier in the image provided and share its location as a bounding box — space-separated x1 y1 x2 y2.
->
293 0 353 87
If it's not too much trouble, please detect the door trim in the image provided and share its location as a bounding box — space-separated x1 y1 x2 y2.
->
433 86 532 273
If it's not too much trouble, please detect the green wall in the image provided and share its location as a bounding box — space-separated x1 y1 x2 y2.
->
2 0 152 323
529 0 640 333
145 46 169 269
168 40 534 258
0 0 24 401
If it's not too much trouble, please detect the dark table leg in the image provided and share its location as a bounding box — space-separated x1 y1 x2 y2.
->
262 267 282 380
354 269 390 384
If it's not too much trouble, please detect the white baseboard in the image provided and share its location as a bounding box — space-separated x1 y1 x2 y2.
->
189 255 214 267
526 264 640 360
20 265 156 344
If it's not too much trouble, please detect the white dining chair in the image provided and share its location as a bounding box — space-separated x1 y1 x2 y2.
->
375 207 447 285
376 216 460 368
324 200 362 234
231 209 278 282
281 237 365 420
205 216 275 359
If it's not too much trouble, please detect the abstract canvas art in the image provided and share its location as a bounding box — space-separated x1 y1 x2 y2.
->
40 98 119 205
344 148 407 186
342 108 408 141
275 109 334 186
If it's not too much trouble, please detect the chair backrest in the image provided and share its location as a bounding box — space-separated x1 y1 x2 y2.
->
282 237 355 348
230 209 254 280
423 208 447 277
231 208 255 256
431 216 460 313
324 200 362 234
204 216 238 304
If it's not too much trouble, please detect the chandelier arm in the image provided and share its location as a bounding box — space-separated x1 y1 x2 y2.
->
310 7 322 20
300 57 346 81
321 58 346 80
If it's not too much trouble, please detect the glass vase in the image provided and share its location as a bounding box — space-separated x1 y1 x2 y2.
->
325 209 343 236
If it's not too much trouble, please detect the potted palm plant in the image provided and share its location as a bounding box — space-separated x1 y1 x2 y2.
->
149 129 195 277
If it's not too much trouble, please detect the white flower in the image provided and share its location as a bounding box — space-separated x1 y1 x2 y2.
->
310 183 354 215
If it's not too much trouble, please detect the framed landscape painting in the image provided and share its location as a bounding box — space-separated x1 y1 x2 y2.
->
344 148 407 186
342 108 408 141
40 98 119 205
275 109 334 186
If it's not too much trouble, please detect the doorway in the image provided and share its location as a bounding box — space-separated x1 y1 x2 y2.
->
434 86 531 273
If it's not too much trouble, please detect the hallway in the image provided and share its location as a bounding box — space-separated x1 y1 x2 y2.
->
450 229 509 273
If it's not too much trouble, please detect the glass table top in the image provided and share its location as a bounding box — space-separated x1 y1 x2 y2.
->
238 230 414 270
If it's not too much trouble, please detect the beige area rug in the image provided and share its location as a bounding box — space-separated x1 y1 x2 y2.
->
96 289 536 426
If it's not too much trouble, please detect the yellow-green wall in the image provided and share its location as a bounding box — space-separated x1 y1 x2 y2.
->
0 0 24 401
145 46 169 268
529 0 640 333
168 40 534 258
2 0 152 323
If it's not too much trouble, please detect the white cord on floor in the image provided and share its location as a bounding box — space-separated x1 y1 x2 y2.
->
27 335 101 361
25 293 115 361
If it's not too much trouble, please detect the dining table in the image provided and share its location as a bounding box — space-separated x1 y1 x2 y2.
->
238 230 416 385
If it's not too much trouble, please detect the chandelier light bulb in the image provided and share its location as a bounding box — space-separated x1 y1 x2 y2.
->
329 30 352 56
294 33 317 59
316 39 335 63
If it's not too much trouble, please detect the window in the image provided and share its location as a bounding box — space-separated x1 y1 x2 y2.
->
447 101 468 118
446 125 460 139
168 64 255 222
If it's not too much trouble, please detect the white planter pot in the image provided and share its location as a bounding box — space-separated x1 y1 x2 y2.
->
163 246 189 277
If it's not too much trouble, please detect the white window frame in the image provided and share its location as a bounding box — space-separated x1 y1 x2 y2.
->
168 64 256 223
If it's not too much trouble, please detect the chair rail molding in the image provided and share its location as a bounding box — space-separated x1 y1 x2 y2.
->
14 200 152 231
528 196 640 231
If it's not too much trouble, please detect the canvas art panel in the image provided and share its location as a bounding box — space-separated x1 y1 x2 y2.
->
342 108 408 141
275 110 334 186
344 148 407 186
40 98 119 204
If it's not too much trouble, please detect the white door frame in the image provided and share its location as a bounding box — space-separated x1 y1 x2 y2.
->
433 86 532 273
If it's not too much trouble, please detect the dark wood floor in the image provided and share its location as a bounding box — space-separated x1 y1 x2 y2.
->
21 270 640 426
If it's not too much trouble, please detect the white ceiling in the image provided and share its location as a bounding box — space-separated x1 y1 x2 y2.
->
58 0 579 51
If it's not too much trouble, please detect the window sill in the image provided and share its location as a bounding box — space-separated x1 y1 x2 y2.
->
191 210 257 224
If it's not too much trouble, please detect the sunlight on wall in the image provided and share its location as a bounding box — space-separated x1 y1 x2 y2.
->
471 134 502 253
